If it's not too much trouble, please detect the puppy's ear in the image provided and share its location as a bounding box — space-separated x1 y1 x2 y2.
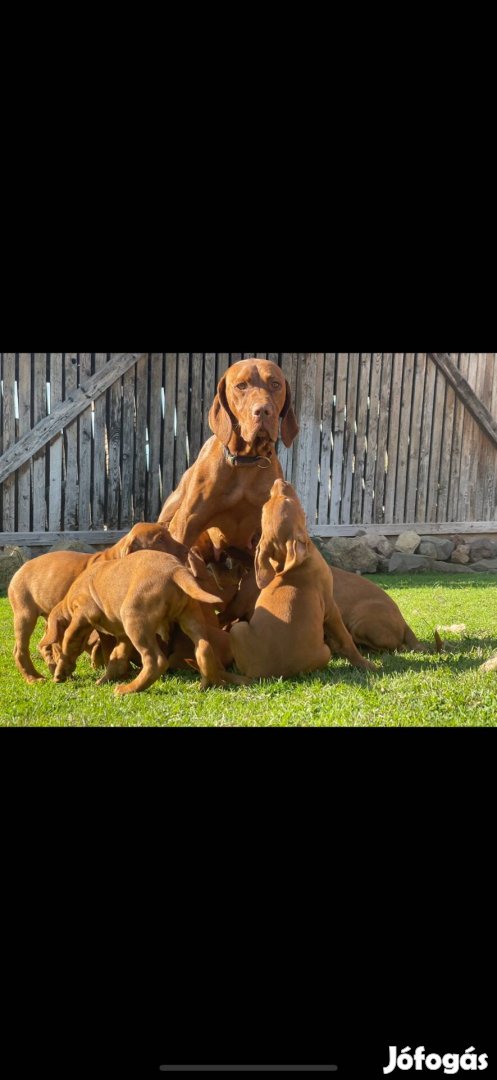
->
209 374 234 445
119 537 135 558
187 550 207 578
115 528 137 558
281 537 309 575
255 539 278 589
280 380 299 448
40 606 70 649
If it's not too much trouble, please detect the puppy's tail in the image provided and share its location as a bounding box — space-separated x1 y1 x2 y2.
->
172 567 223 606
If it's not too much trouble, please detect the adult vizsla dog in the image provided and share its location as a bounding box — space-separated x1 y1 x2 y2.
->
159 359 299 555
229 480 377 678
8 522 188 684
39 550 242 694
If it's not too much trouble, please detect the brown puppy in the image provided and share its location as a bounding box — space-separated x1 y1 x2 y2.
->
218 556 440 656
8 522 188 683
321 566 439 654
39 550 243 694
229 480 377 679
159 359 299 554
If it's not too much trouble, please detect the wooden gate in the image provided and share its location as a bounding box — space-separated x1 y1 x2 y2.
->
1 352 496 546
296 352 497 534
0 354 145 545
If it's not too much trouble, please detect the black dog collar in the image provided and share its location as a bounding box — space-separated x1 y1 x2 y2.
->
224 445 272 469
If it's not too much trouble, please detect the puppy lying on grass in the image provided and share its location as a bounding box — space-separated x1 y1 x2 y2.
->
39 549 245 693
229 480 378 679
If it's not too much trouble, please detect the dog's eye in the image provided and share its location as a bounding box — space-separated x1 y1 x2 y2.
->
236 382 248 390
271 381 281 391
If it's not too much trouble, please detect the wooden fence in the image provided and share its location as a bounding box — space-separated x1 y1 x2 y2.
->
1 352 496 546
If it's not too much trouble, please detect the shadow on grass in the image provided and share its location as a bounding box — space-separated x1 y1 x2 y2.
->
39 634 497 695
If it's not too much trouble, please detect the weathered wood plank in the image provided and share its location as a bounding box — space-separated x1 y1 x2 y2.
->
351 353 372 524
148 353 163 519
92 353 108 528
78 352 93 529
291 354 317 521
318 353 336 525
429 351 497 451
307 352 324 526
32 353 47 531
405 353 426 523
374 352 393 524
456 354 473 522
363 351 382 524
121 364 135 527
384 352 404 524
48 353 63 531
4 519 497 548
0 351 144 486
476 354 495 520
471 355 492 520
162 354 177 505
426 362 446 522
17 354 32 532
189 353 204 464
0 530 129 547
341 353 359 526
487 354 497 519
307 520 497 538
447 354 465 522
436 360 456 524
107 354 122 528
134 354 148 521
416 355 437 523
394 352 415 524
330 354 347 526
202 352 216 445
216 353 230 384
471 355 488 521
1 352 16 531
278 353 299 482
175 353 190 486
64 354 79 529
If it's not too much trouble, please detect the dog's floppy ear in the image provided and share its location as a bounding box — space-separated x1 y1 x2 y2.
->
255 539 278 589
119 535 135 558
187 550 215 591
39 605 70 649
280 380 299 448
209 374 234 445
281 537 309 575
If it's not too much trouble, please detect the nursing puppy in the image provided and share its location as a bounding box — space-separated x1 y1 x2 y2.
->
229 480 377 678
9 523 189 684
39 550 242 694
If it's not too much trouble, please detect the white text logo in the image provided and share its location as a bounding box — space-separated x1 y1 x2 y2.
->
383 1047 488 1074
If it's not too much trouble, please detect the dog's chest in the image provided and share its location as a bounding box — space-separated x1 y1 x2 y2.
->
224 468 276 508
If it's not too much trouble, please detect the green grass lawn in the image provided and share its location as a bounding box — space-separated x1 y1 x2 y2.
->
1 573 497 727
